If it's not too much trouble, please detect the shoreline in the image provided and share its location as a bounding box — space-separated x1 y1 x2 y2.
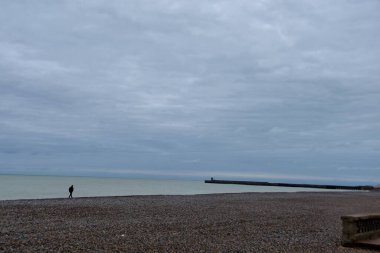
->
0 189 361 202
1 191 379 252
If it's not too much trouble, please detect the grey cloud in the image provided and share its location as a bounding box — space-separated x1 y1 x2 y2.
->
0 0 380 183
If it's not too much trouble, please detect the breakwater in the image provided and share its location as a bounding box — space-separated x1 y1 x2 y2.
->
205 179 374 191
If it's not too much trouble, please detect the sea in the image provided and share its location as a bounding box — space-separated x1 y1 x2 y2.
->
0 174 340 200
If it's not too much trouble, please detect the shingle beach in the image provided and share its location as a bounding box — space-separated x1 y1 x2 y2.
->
1 191 380 252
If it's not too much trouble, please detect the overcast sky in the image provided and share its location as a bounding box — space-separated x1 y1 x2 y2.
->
0 0 379 184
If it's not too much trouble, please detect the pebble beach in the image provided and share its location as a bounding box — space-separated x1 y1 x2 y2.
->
1 191 380 252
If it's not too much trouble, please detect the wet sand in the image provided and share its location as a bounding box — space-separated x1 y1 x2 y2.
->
1 191 380 252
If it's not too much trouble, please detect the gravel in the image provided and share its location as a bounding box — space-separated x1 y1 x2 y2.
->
1 191 380 252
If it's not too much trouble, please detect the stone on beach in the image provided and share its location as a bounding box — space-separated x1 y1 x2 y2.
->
1 192 380 252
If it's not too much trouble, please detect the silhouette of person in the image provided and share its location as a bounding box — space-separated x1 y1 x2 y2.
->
68 185 74 198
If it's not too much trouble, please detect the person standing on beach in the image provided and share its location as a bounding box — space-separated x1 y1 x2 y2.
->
68 185 74 198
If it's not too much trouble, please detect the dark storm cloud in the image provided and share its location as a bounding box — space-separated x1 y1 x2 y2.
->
0 0 380 183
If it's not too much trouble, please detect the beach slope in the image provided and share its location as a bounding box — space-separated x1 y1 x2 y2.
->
1 192 379 252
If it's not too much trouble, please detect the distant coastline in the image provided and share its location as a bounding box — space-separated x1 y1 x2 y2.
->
205 179 374 191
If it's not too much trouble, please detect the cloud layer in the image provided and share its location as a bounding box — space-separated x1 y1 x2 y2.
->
1 0 380 183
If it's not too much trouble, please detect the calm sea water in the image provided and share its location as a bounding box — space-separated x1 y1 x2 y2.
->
0 175 338 200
